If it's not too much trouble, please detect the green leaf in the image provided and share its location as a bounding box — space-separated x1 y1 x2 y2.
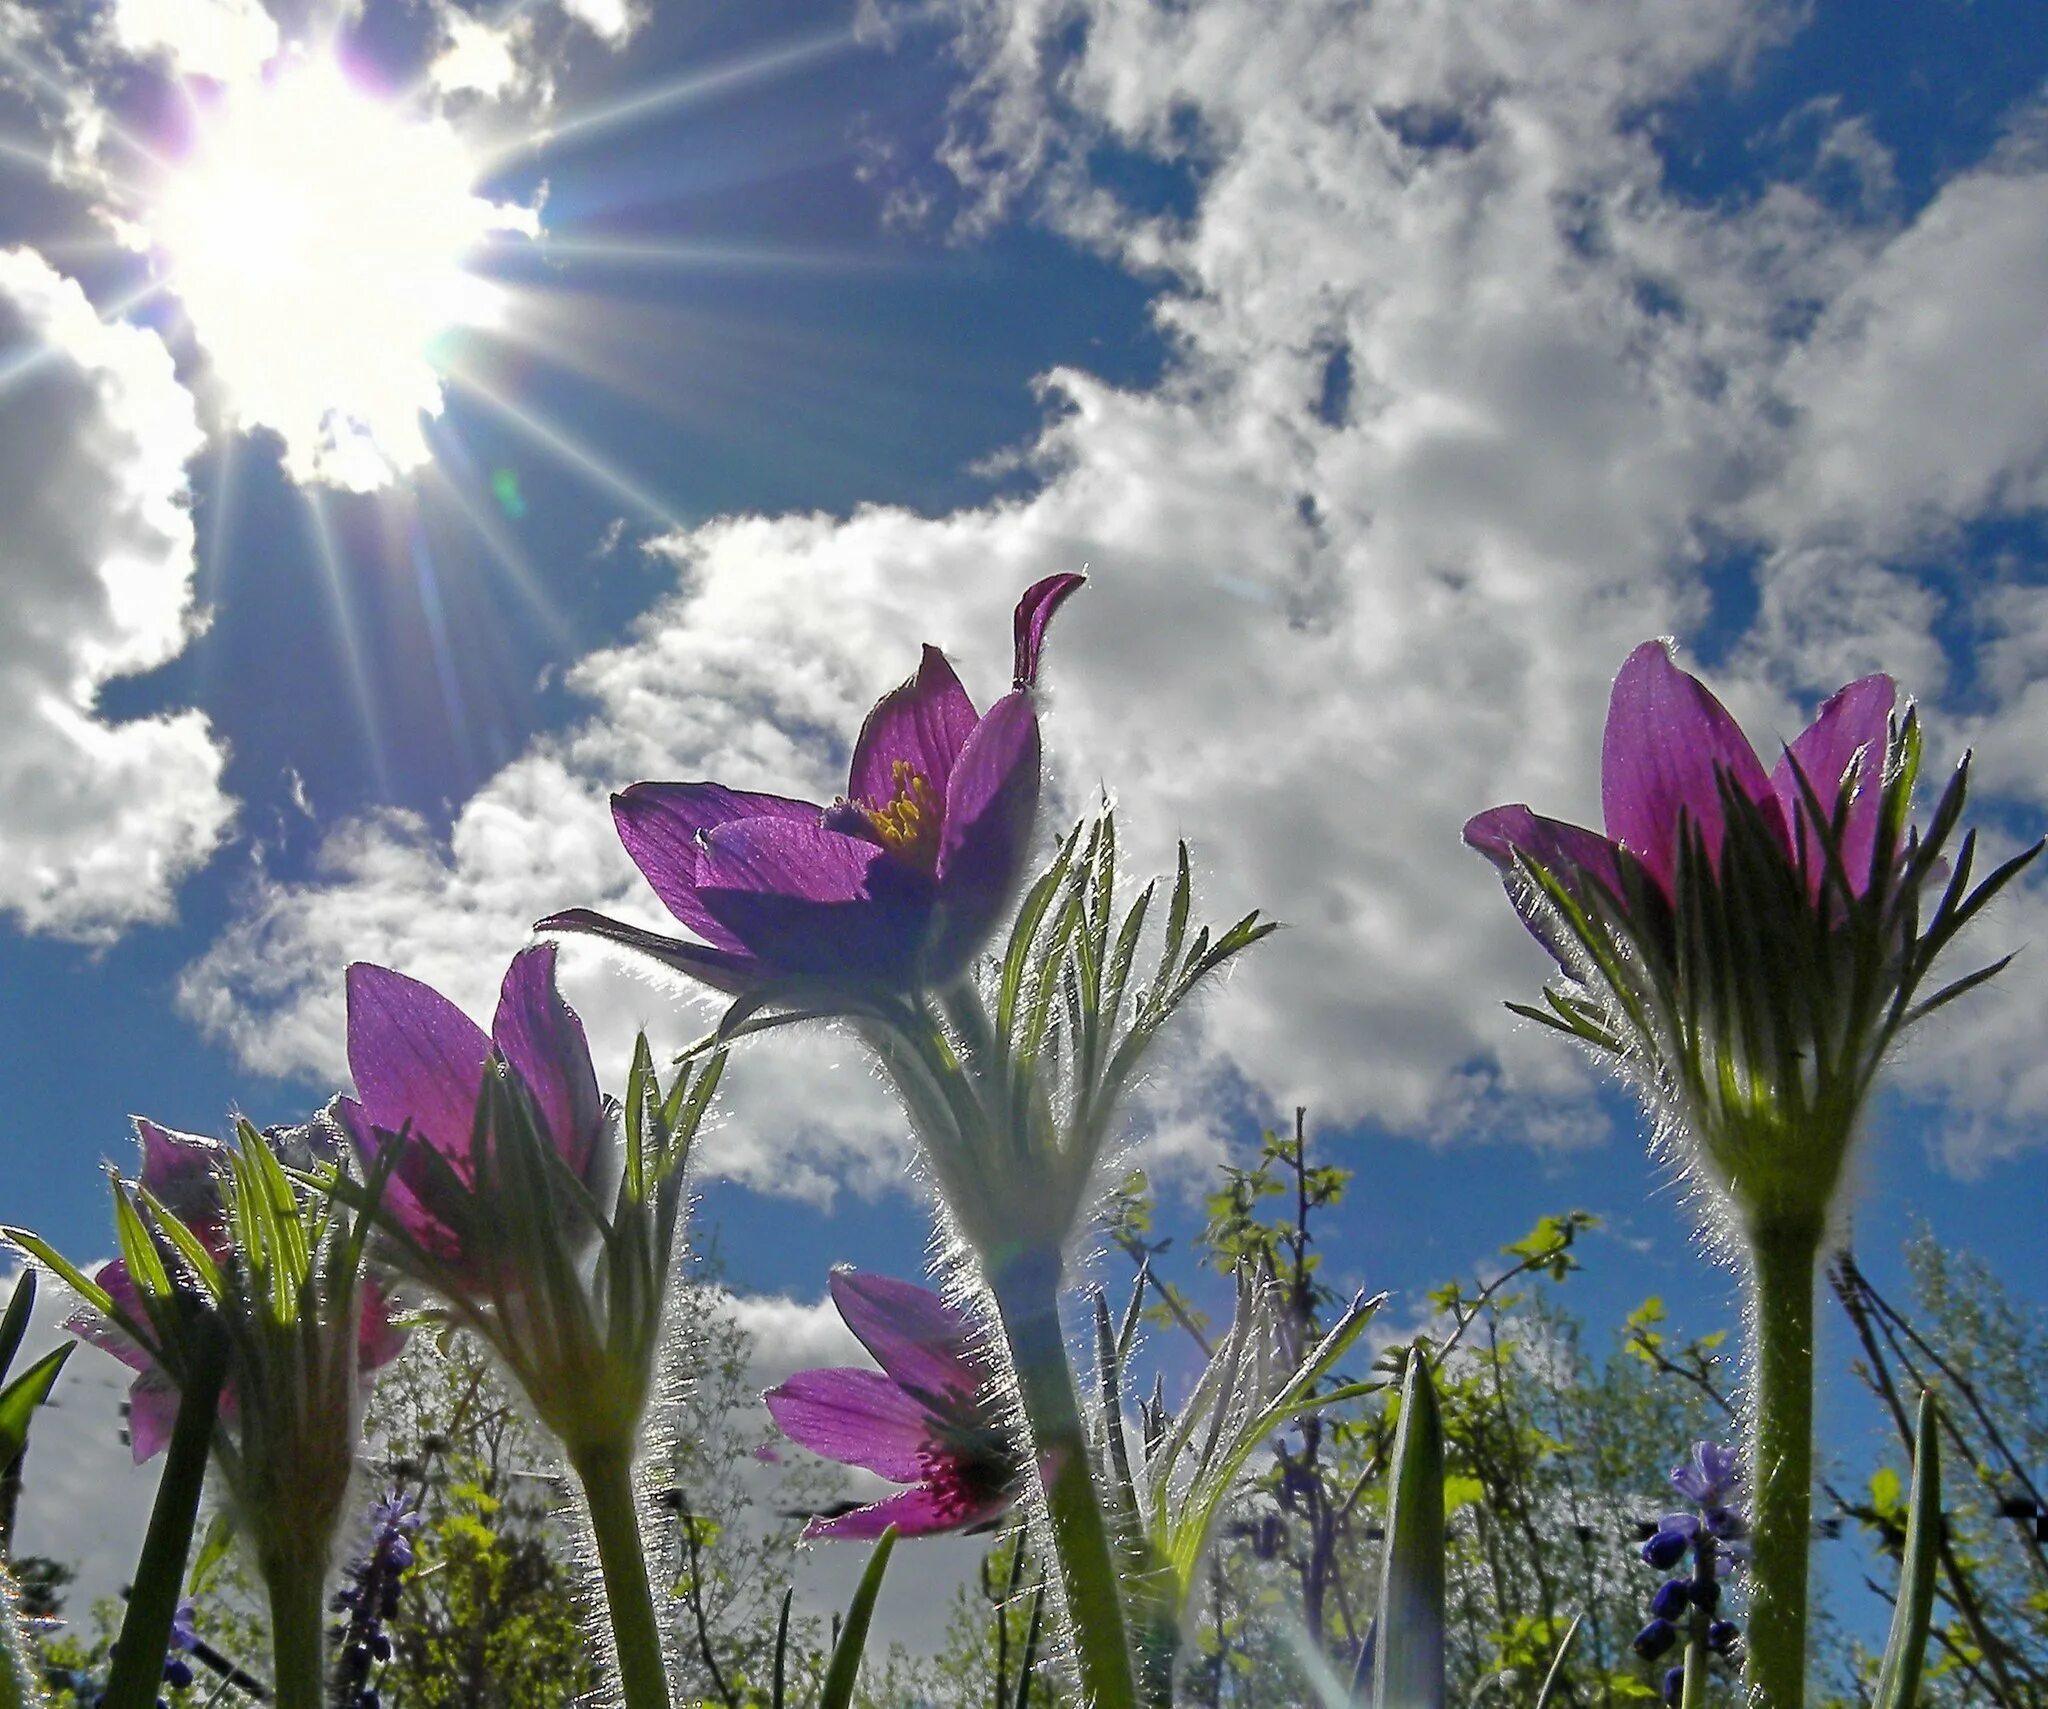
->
1533 1614 1582 1709
0 1345 71 1465
1871 1392 1941 1709
0 1272 34 1386
1373 1351 1445 1709
185 1510 237 1598
819 1526 897 1709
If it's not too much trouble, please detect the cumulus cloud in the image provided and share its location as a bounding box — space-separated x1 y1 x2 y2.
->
178 0 2048 1177
105 0 278 83
0 248 232 940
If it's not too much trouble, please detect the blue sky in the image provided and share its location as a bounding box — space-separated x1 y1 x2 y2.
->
2 0 2047 1647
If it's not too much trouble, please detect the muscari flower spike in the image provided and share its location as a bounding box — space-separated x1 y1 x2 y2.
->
1634 1440 1745 1701
1465 640 2039 1237
539 574 1086 999
765 1269 1022 1540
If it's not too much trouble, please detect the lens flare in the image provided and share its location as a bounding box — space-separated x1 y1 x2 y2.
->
150 53 536 490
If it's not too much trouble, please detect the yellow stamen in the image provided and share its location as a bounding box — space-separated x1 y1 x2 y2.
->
866 759 944 872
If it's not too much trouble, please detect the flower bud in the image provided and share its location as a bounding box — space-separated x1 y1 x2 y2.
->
1632 1619 1678 1660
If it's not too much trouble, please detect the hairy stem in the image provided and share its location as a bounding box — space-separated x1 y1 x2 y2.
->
990 1260 1139 1709
572 1441 672 1709
260 1548 331 1709
1745 1218 1821 1709
103 1332 224 1709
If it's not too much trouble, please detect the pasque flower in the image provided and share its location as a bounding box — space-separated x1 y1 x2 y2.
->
333 942 723 1709
23 1114 409 1709
765 1269 1021 1540
537 574 1085 996
1466 642 2037 1709
1463 639 2033 1233
340 943 608 1285
68 1118 406 1463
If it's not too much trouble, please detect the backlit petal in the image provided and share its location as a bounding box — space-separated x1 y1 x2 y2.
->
133 1118 225 1229
612 783 821 952
828 1270 980 1406
1771 674 1895 897
696 819 932 985
849 646 980 808
345 963 492 1160
1012 573 1086 689
764 1367 936 1483
534 909 767 994
1602 642 1777 894
803 1481 1012 1541
929 692 1040 981
490 944 602 1176
1463 804 1627 964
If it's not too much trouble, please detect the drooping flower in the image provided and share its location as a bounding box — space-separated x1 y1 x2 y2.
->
339 942 608 1282
66 1118 406 1463
764 1269 1022 1540
537 574 1085 997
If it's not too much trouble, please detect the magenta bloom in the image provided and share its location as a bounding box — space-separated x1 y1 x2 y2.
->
69 1118 407 1462
538 574 1085 995
339 943 606 1276
765 1270 1021 1540
1466 641 1896 948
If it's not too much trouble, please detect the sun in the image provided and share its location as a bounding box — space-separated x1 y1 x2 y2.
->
149 53 537 490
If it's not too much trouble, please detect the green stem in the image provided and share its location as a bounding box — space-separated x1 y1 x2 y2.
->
258 1549 329 1709
103 1333 224 1709
1678 1532 1715 1709
990 1258 1139 1709
1745 1218 1821 1709
572 1441 671 1709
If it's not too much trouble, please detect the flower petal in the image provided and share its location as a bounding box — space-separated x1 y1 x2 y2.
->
336 1095 451 1254
1012 573 1086 689
1602 642 1778 895
696 819 932 985
534 908 767 995
67 1261 151 1373
802 1480 1013 1541
764 1367 937 1483
828 1270 980 1407
132 1119 225 1230
357 1278 409 1374
849 646 980 809
612 783 822 952
1463 805 1625 963
490 944 602 1178
345 963 493 1160
929 692 1041 981
125 1371 180 1464
1771 674 1895 896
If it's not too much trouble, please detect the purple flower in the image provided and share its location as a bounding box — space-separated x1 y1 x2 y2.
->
1671 1441 1742 1509
1640 1526 1692 1571
338 944 606 1282
1465 641 1895 943
1649 1580 1689 1622
66 1119 407 1462
764 1269 1021 1540
538 575 1085 996
1632 1619 1678 1661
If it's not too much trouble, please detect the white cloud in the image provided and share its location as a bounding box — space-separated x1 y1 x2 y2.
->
428 8 533 100
105 0 278 85
0 248 232 940
177 0 2048 1177
556 0 641 48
